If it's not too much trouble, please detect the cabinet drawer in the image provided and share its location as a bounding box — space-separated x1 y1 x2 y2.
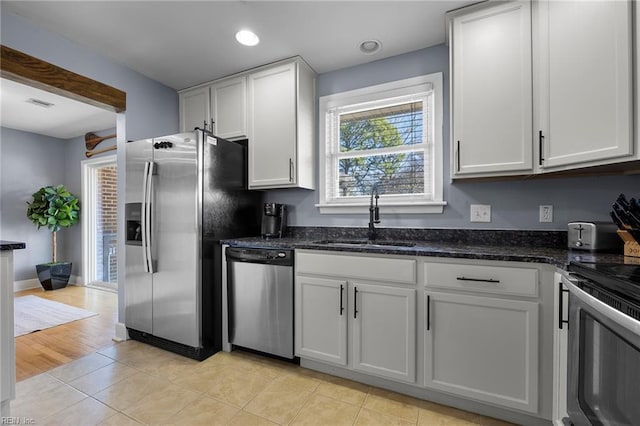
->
297 251 416 285
424 262 538 297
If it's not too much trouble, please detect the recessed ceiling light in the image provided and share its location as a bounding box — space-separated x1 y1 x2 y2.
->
235 30 260 47
359 39 382 55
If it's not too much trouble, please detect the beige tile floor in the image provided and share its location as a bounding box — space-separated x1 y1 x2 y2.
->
11 340 516 425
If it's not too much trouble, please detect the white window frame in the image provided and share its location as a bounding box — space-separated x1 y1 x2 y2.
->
316 73 445 214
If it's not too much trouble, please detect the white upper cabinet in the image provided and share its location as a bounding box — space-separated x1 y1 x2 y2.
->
451 1 533 177
178 57 315 188
449 0 636 179
534 0 634 170
179 86 210 133
179 77 247 139
210 76 247 140
247 59 316 189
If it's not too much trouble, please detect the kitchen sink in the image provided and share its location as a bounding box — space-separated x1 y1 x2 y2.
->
313 239 416 248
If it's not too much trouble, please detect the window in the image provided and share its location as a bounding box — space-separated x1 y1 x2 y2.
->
317 74 445 214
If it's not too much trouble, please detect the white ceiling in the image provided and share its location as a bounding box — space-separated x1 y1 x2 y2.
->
1 0 475 138
0 78 117 139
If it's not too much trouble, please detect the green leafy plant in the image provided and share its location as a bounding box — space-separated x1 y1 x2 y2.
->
26 185 80 263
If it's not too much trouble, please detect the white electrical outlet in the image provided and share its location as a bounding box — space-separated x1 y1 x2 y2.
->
539 205 553 223
470 204 491 223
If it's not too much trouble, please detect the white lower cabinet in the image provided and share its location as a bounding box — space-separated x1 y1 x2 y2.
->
352 283 416 383
295 251 551 421
295 276 347 366
424 291 539 413
295 250 417 384
552 273 569 425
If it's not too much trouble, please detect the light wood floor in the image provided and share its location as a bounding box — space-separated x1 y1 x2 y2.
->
14 285 118 382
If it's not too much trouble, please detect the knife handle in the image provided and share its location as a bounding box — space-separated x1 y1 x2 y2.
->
610 211 624 229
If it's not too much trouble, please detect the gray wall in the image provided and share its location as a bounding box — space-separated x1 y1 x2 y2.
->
0 127 117 282
265 45 640 230
0 128 68 280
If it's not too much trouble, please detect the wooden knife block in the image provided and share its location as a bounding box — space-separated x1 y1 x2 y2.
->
617 230 640 257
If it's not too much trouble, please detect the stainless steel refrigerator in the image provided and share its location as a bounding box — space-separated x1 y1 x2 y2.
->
124 130 261 360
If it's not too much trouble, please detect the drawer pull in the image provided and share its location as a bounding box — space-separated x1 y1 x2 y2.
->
456 276 500 284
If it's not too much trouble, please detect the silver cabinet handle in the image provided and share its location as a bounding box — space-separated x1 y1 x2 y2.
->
456 276 500 284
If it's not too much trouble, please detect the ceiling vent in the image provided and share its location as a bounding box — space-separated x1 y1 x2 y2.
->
26 98 54 108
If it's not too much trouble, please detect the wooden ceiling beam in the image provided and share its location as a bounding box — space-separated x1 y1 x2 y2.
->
1 45 126 113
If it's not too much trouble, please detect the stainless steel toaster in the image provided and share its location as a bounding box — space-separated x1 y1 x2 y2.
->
568 221 620 251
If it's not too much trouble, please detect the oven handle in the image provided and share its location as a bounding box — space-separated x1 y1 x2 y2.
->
562 275 640 337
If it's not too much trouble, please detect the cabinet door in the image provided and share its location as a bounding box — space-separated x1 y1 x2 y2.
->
211 77 247 140
553 274 569 424
536 0 633 169
451 1 532 177
179 86 210 133
248 62 297 188
352 283 416 383
425 291 539 413
295 276 347 366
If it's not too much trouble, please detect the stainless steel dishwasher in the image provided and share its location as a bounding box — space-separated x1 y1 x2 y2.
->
226 246 294 359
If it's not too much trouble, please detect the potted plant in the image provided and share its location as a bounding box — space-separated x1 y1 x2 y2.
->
26 185 80 290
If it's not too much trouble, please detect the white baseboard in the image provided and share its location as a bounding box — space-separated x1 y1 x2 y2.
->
114 322 129 341
14 274 83 292
14 278 40 292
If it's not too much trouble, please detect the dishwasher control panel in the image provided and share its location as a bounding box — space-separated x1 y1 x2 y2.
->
225 246 293 266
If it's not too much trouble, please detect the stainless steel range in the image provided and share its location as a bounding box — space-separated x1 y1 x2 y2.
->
562 262 640 426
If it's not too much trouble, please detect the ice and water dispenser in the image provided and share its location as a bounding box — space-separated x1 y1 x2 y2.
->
125 203 142 245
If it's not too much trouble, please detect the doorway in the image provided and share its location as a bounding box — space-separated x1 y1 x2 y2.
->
82 155 118 291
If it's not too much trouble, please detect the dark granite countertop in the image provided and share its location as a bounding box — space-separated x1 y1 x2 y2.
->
0 240 26 251
221 227 629 269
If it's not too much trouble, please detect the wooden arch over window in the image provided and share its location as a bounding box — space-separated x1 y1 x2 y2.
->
1 45 126 113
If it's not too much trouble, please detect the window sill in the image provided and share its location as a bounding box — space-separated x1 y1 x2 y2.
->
315 201 447 215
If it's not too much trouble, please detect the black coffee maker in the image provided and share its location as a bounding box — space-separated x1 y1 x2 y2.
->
262 203 287 238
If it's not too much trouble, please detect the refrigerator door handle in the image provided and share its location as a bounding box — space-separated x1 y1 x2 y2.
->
145 161 155 274
141 161 150 273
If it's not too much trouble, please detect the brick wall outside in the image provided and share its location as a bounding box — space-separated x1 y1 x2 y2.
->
96 166 118 283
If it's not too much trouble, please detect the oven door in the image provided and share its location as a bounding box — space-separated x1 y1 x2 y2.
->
563 276 640 426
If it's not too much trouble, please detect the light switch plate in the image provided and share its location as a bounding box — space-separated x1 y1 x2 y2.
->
470 204 491 223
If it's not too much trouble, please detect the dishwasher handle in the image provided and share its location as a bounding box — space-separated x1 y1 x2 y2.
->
225 246 293 266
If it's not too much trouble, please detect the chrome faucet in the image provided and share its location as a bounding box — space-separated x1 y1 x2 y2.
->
368 184 380 241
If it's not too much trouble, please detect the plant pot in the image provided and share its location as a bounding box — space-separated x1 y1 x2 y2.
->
36 262 72 291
